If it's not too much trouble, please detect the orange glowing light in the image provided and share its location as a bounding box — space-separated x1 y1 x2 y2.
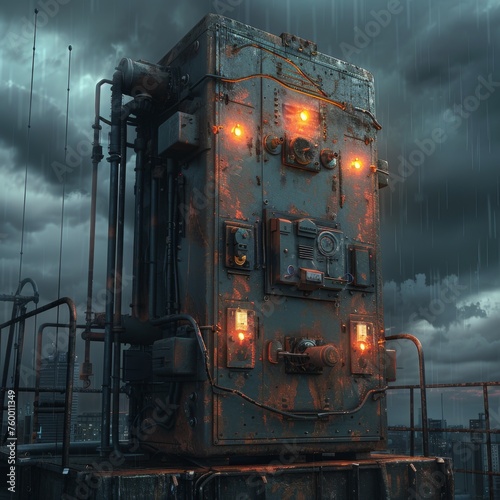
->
299 110 309 122
238 332 245 341
359 342 366 352
352 158 362 170
232 124 243 137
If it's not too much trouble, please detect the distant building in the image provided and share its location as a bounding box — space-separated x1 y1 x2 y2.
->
74 412 101 442
74 412 129 443
34 350 78 444
428 418 447 456
469 414 486 499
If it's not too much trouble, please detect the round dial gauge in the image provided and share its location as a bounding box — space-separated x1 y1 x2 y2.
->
317 231 338 256
291 137 315 165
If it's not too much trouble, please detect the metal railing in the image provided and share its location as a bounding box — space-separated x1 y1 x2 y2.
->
387 381 500 500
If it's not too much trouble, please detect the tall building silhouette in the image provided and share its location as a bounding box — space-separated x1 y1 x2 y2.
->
35 350 78 444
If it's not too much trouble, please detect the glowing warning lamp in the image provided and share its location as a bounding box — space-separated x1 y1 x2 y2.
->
237 332 246 341
299 110 309 122
352 158 362 170
232 124 243 137
359 341 367 352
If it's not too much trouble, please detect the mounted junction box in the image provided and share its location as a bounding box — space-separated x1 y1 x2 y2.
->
268 211 345 300
158 111 199 156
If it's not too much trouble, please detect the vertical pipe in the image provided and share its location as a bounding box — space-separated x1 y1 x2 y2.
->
61 299 77 469
148 169 158 321
132 128 145 320
166 167 174 316
410 387 415 456
111 116 128 452
100 70 122 454
83 79 110 386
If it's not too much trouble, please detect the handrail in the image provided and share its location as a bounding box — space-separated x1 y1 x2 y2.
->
386 334 429 456
0 297 77 470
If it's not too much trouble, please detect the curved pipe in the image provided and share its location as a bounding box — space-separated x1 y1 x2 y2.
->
83 78 112 388
386 333 429 456
15 277 40 301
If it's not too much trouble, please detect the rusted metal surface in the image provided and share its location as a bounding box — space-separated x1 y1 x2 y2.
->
5 454 453 499
117 12 392 461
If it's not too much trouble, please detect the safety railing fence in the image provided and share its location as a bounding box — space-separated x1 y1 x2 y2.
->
387 381 500 500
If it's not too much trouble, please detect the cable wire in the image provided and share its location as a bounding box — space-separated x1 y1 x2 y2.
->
212 73 383 130
18 8 39 284
231 43 328 97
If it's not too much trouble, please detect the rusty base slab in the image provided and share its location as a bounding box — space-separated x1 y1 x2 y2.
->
4 453 453 499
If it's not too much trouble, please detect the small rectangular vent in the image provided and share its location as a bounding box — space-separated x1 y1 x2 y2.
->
298 245 314 260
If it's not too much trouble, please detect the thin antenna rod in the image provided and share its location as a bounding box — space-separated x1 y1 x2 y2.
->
55 45 73 348
18 8 39 283
64 45 72 160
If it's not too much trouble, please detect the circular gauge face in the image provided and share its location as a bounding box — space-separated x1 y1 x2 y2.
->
291 137 315 165
317 231 338 256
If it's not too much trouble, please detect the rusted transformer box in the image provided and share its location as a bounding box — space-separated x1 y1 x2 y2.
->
120 13 396 460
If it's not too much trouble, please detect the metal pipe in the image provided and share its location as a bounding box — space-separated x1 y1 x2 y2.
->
165 164 179 317
86 79 110 326
100 69 122 455
0 297 77 469
386 334 429 456
132 127 145 320
82 79 111 388
114 117 128 325
148 164 158 320
409 387 415 456
111 113 128 453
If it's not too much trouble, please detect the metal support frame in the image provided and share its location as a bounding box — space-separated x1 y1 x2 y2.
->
0 297 77 469
386 334 429 456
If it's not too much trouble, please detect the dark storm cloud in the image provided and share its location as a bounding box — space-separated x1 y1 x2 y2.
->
371 2 500 285
401 1 498 88
383 273 488 331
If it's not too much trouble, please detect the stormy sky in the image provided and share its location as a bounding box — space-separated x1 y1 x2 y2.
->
1 0 500 426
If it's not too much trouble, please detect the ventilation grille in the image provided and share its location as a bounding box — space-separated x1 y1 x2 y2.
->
298 245 314 260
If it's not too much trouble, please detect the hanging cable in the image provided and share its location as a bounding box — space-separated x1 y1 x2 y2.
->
19 8 39 284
